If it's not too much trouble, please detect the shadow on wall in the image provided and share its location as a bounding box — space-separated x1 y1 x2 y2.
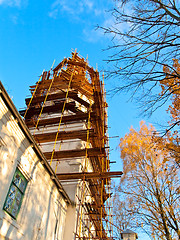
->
0 109 65 240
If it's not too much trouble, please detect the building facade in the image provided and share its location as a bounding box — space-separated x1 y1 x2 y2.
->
0 52 122 240
0 81 70 240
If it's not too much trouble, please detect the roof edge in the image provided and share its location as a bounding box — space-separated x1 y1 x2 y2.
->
0 81 71 205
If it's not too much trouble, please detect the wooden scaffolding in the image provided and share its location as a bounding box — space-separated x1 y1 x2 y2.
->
20 51 122 239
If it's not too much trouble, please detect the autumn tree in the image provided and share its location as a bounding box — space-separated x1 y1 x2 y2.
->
100 0 180 116
160 59 180 131
112 185 138 239
116 121 180 239
157 59 180 165
164 133 180 167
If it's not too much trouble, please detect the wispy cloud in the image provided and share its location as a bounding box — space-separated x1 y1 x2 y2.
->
10 15 18 24
83 28 101 43
48 0 115 43
48 0 113 20
0 0 22 7
49 0 95 17
81 14 115 43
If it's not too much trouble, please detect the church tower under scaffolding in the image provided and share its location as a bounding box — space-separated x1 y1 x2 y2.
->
20 51 122 239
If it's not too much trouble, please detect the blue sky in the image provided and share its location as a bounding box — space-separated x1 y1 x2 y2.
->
0 1 171 238
0 0 169 172
0 0 113 105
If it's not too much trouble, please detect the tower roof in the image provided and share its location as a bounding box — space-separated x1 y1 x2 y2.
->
121 229 138 239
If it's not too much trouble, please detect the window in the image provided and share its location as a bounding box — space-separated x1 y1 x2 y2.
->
3 168 28 219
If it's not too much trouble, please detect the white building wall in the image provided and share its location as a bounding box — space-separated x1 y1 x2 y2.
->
63 205 77 240
0 96 68 240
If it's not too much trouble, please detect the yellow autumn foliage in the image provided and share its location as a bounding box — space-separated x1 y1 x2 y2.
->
120 121 169 177
118 121 180 239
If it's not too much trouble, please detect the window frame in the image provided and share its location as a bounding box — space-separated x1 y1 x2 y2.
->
3 168 28 219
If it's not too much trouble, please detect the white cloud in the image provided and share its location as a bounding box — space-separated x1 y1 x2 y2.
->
94 8 102 16
10 15 18 24
48 8 58 19
48 0 110 19
83 28 101 43
0 0 22 7
48 0 115 43
84 0 93 10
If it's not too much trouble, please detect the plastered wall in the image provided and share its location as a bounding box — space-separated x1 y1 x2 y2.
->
0 96 67 240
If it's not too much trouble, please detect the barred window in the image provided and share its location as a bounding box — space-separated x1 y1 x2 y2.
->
3 168 28 219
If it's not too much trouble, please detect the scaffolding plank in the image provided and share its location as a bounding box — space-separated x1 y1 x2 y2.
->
56 171 123 180
25 91 90 108
34 129 95 142
20 101 80 118
34 77 93 96
24 112 92 127
44 147 105 160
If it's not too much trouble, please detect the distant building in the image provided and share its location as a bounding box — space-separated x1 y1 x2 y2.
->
121 229 138 240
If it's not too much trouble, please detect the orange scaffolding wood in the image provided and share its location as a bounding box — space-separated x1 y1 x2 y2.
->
21 51 122 240
33 129 95 142
56 171 123 180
